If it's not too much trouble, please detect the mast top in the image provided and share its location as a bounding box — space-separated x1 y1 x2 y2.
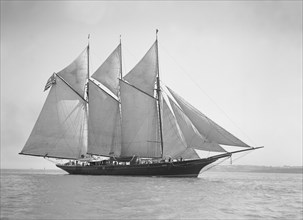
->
120 34 122 44
156 29 159 40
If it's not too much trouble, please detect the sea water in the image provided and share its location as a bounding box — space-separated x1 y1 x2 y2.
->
1 169 302 219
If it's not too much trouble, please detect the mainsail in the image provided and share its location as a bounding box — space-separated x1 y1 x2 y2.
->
120 41 161 158
167 87 250 148
120 80 161 158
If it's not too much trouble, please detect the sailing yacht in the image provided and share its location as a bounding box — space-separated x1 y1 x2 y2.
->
20 33 262 177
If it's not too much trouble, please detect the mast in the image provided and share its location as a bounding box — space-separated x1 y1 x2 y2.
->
119 35 123 79
155 29 164 158
88 34 90 80
87 34 90 156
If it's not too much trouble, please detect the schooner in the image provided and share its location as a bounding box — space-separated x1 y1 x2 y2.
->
20 32 262 177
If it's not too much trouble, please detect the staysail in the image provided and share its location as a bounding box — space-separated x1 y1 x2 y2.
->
162 97 188 158
168 95 226 152
168 87 250 148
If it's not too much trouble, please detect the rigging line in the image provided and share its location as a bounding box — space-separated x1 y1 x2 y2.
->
158 43 257 146
164 80 251 147
56 74 87 103
119 79 157 100
89 79 120 102
200 157 230 173
53 84 86 158
230 150 253 163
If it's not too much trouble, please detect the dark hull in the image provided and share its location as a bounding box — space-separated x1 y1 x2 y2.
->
56 158 218 177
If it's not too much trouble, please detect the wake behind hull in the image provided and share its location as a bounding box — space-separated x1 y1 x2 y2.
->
56 158 218 177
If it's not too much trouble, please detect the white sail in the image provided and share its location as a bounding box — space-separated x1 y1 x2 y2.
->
168 88 250 148
21 77 87 159
87 80 121 156
124 42 157 95
168 96 226 152
120 80 161 158
177 148 200 160
162 98 188 158
91 44 121 95
56 47 88 97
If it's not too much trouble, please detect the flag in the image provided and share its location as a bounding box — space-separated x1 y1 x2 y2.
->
44 73 56 91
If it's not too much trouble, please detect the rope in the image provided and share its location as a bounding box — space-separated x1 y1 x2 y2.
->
44 157 59 164
200 157 230 173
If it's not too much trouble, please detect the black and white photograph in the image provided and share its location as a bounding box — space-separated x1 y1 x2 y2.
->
1 1 302 219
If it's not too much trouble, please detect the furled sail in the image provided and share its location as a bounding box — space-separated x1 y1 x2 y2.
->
119 80 161 158
168 96 226 152
21 77 87 159
87 80 121 156
123 42 157 95
57 47 88 97
91 44 121 95
168 87 250 148
162 98 188 158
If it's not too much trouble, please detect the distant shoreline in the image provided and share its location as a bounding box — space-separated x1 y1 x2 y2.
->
208 165 303 174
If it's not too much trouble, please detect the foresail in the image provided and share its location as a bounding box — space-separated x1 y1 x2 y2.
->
57 47 88 97
162 98 188 158
87 80 121 156
21 77 87 159
123 42 157 95
91 44 121 95
120 80 161 158
168 96 226 152
168 87 250 148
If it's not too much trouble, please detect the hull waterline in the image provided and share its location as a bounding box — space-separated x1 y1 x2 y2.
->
56 158 218 177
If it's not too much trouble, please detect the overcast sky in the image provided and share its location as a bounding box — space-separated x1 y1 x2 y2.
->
1 1 302 169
